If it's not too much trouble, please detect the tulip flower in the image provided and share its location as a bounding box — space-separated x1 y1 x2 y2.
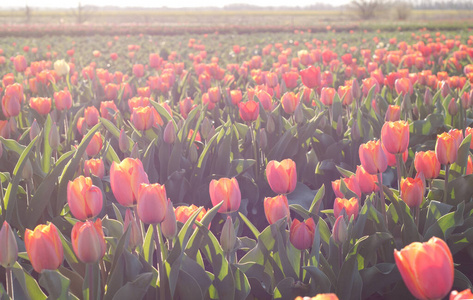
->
400 176 424 208
137 183 168 224
230 90 243 105
71 219 106 263
394 237 453 300
381 121 409 154
53 59 70 76
29 97 51 115
2 83 23 118
414 151 440 180
282 71 299 89
332 176 361 199
209 177 241 213
239 100 259 122
264 195 290 225
256 90 273 111
84 106 99 127
110 158 149 207
320 87 336 106
289 218 316 250
84 132 102 157
54 90 72 111
24 223 64 273
131 106 155 131
385 105 401 122
300 66 321 89
450 289 473 300
100 100 118 121
84 158 105 179
333 197 359 220
435 132 459 165
0 221 18 268
13 55 27 72
266 159 297 194
67 176 103 220
295 294 339 300
395 77 413 96
132 64 144 78
175 204 208 229
355 165 379 194
208 86 221 103
359 140 388 175
281 92 299 115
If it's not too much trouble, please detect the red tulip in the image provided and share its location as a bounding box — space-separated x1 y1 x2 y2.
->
256 90 273 111
282 71 299 89
110 158 149 207
333 197 359 220
239 100 259 122
320 87 336 106
300 66 321 89
84 106 99 127
209 177 241 213
71 219 106 263
266 159 297 194
29 97 51 115
395 77 413 96
264 195 290 225
24 223 64 273
85 132 103 157
175 204 207 229
84 158 105 179
394 237 453 300
208 86 221 103
132 64 144 78
2 83 23 118
385 105 401 122
400 175 424 208
381 121 409 154
137 183 168 224
359 140 388 174
332 176 361 199
414 151 440 180
100 100 118 121
13 55 27 72
230 90 243 105
161 199 177 240
355 165 379 194
54 90 72 111
67 176 103 220
290 218 316 250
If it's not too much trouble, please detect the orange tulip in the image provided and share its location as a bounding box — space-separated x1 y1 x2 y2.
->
208 86 221 103
0 221 18 268
256 90 273 111
84 158 105 179
209 177 241 213
400 176 424 208
381 121 409 154
450 289 473 300
332 176 361 199
29 97 51 115
266 159 297 194
24 223 64 273
395 77 413 96
289 218 316 250
137 183 168 224
320 87 336 106
132 64 144 78
110 158 149 207
13 55 27 72
435 132 459 165
281 92 299 114
175 204 208 229
179 97 195 119
295 294 339 300
394 237 453 300
465 127 473 150
85 132 103 157
355 165 379 194
2 83 23 118
300 66 321 89
282 71 299 89
467 156 473 175
385 105 401 122
84 106 100 127
104 83 119 100
71 219 106 263
333 197 359 220
239 100 259 122
100 100 118 121
264 194 290 225
359 140 388 174
67 176 103 220
230 90 243 105
131 106 154 131
54 90 72 111
382 142 408 167
414 151 440 179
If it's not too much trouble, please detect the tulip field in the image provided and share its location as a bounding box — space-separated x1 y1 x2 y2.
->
1 25 473 300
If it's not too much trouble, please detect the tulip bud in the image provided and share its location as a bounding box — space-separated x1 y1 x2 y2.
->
290 218 316 250
336 115 343 137
119 129 129 153
131 143 140 159
424 89 432 106
22 158 33 180
266 114 275 134
220 216 236 253
124 209 142 250
448 98 458 116
259 129 267 150
264 194 290 225
441 81 451 98
351 119 360 142
163 121 176 144
201 117 211 140
294 103 304 124
189 144 198 164
351 79 361 100
161 199 177 240
332 215 348 245
9 117 17 135
461 92 469 109
207 126 216 141
0 141 3 159
49 122 60 151
30 119 41 141
0 221 18 268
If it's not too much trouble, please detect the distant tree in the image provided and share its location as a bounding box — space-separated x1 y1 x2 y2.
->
25 5 31 23
394 1 412 20
74 2 90 24
350 0 384 19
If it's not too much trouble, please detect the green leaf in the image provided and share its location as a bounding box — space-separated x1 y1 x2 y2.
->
273 277 296 300
423 201 453 236
39 270 75 300
112 272 153 300
2 135 38 223
228 159 256 178
424 202 465 241
42 114 53 173
101 118 133 152
360 263 399 299
11 261 47 300
0 137 26 155
336 256 362 300
304 266 331 295
231 264 251 300
238 212 260 239
450 134 472 177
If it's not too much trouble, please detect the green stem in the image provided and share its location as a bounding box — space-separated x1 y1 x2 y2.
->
444 164 450 203
377 172 387 225
87 263 94 300
414 206 420 229
299 250 305 281
395 154 403 190
154 224 165 300
6 267 13 299
250 122 259 178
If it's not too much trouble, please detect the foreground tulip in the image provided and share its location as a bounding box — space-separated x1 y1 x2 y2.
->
264 194 290 225
67 176 103 220
394 237 453 300
209 177 241 213
332 215 348 245
137 183 168 224
2 83 23 118
71 219 106 263
25 223 64 273
239 100 259 122
0 222 18 268
333 197 359 220
359 140 388 174
435 132 459 165
266 159 297 194
290 218 316 250
175 204 208 229
110 158 149 207
381 121 409 154
450 289 473 300
414 151 440 180
400 176 424 208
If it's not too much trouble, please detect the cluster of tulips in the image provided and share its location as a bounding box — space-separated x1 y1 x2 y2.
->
1 27 473 299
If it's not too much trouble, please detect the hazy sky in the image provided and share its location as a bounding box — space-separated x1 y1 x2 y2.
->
6 0 350 8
